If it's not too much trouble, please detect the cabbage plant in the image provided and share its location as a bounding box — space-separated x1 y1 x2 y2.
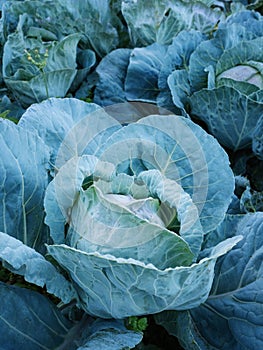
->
2 16 83 107
0 96 261 348
34 98 240 319
167 10 263 151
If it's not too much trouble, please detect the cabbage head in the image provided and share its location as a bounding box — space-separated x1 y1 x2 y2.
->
37 98 241 319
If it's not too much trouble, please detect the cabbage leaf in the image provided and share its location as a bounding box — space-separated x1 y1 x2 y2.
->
0 119 50 252
155 213 263 349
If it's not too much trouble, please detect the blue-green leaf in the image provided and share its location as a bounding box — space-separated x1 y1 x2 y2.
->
167 70 191 110
190 86 263 151
75 319 143 350
47 236 241 319
44 155 115 244
125 43 167 103
0 232 77 303
156 213 263 349
94 49 132 106
253 115 263 159
138 170 203 259
158 30 205 112
0 119 50 252
0 282 73 350
67 182 194 269
121 0 169 46
18 98 121 171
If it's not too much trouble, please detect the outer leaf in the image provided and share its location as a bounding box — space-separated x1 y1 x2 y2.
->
70 48 96 93
0 95 25 122
94 48 132 106
157 213 263 349
167 70 191 110
158 30 205 112
0 284 140 350
121 0 169 46
125 43 167 103
75 319 143 350
201 213 245 252
190 86 263 151
0 0 7 11
0 282 73 350
0 119 49 252
0 232 77 303
96 114 234 234
95 44 167 106
6 70 78 108
47 236 241 319
252 115 263 159
154 310 206 350
45 33 82 71
18 98 121 171
166 1 224 37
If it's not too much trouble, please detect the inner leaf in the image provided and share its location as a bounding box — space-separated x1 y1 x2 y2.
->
217 64 263 89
